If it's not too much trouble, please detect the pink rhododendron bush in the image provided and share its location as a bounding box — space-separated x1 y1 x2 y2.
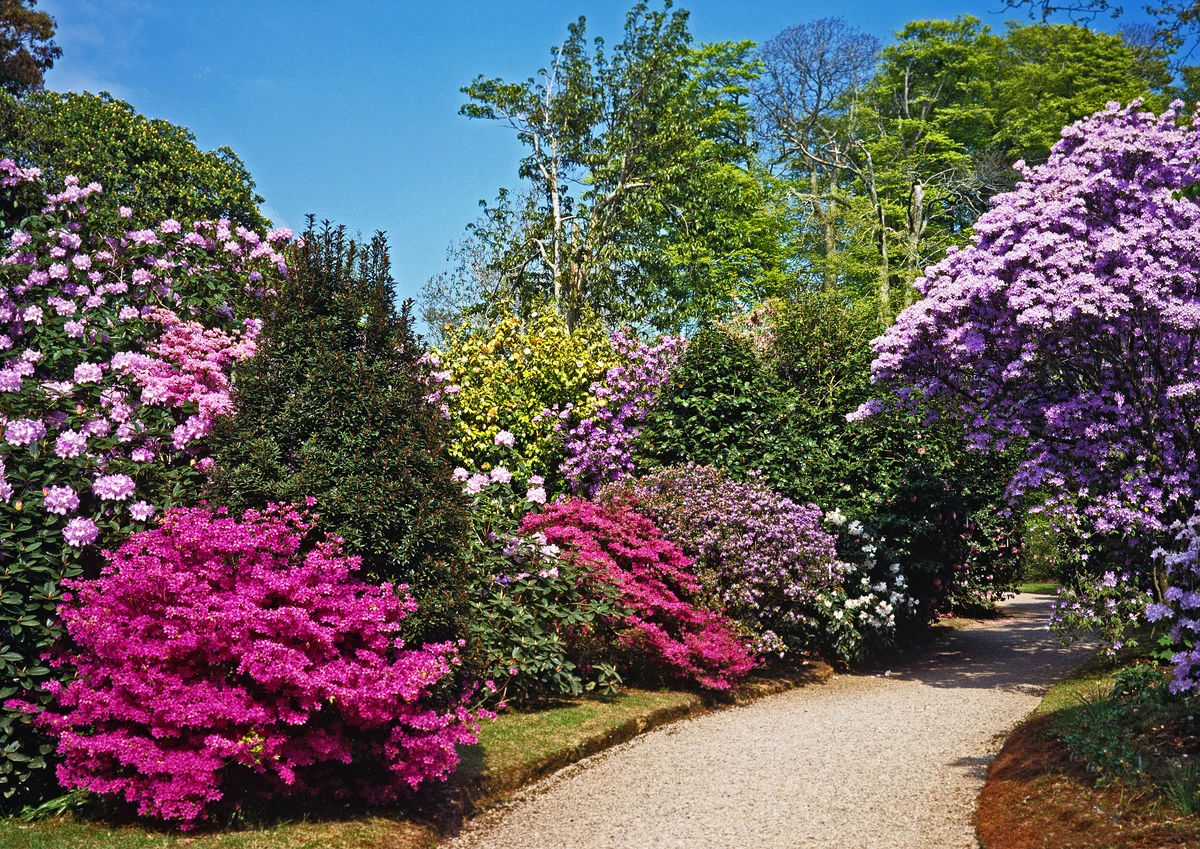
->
863 102 1200 692
10 505 479 827
0 159 289 801
521 499 755 690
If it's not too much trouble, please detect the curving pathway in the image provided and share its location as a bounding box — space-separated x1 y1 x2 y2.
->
445 594 1095 849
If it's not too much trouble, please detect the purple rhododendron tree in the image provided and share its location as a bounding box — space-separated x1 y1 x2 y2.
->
10 505 479 827
522 499 756 690
863 101 1200 691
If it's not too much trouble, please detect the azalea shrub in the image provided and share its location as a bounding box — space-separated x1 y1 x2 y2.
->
602 464 842 655
521 499 756 690
10 505 480 827
432 310 613 488
0 161 287 804
864 101 1200 691
209 221 470 642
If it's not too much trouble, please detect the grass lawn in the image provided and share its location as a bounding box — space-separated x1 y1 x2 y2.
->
0 689 707 849
1016 581 1060 595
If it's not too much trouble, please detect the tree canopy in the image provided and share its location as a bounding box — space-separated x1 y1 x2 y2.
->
0 90 266 229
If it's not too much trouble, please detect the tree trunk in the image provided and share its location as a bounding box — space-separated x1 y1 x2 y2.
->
905 179 924 308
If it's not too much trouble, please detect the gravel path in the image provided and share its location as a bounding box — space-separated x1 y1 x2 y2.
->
445 593 1095 849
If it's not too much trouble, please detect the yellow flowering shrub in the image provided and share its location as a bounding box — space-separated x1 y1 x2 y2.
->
434 311 613 483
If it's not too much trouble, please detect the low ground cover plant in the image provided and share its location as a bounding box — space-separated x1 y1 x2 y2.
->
8 505 480 828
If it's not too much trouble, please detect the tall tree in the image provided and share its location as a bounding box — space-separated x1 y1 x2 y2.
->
753 18 880 293
0 0 58 96
453 1 782 332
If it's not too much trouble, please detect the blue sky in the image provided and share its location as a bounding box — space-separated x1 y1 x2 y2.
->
37 0 1125 303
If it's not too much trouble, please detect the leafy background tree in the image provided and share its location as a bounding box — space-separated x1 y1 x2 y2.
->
442 0 786 332
0 0 57 96
0 90 266 229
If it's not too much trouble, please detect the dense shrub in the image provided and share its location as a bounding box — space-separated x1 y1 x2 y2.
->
866 101 1200 689
522 499 755 690
210 221 470 641
0 163 286 804
432 311 613 489
457 463 626 704
602 464 841 655
635 324 783 481
9 505 478 827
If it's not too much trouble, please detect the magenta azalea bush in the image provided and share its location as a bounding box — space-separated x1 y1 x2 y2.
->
0 160 290 800
863 101 1200 690
559 330 685 495
602 464 842 655
10 505 478 826
521 499 755 690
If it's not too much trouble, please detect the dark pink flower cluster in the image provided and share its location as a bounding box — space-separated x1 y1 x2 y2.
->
521 499 755 690
10 505 479 826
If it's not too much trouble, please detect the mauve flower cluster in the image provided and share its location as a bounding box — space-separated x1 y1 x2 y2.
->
867 102 1200 539
558 330 685 495
861 102 1200 688
603 464 842 654
522 499 755 690
1145 514 1200 692
9 505 480 826
0 162 278 545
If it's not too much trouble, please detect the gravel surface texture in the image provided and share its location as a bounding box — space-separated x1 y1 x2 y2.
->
445 593 1095 849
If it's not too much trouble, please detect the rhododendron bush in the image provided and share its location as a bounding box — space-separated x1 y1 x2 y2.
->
521 499 755 690
11 506 479 826
0 161 288 802
864 101 1200 691
602 464 842 655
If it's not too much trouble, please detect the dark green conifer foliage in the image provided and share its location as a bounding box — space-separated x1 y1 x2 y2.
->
211 219 471 640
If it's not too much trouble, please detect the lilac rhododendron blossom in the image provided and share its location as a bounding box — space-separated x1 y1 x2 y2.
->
5 418 45 446
62 516 99 547
866 101 1200 690
42 485 79 515
93 474 136 501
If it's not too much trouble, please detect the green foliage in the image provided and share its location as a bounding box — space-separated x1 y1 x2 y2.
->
0 90 265 229
0 0 59 96
1059 687 1141 779
469 560 625 704
1166 762 1200 816
435 310 613 487
456 462 626 705
993 23 1164 163
209 220 469 641
454 1 784 331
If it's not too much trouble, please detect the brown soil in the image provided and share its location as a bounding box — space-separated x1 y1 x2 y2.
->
976 715 1200 849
